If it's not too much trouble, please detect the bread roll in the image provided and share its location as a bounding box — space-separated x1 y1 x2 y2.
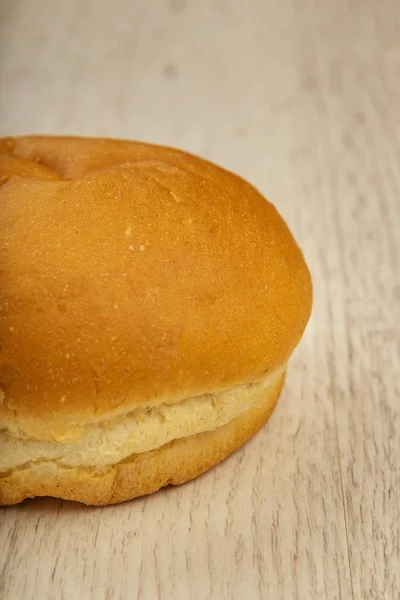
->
0 136 312 505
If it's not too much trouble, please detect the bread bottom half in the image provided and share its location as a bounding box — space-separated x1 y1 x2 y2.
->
0 370 285 506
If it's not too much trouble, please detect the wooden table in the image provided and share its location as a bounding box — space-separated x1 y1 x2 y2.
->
1 1 399 598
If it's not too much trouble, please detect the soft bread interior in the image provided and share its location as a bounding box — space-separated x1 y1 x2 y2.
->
0 370 285 506
0 367 284 474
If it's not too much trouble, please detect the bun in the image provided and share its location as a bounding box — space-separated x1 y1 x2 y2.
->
0 136 312 505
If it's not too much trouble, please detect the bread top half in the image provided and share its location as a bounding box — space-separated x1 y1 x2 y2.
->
0 136 312 439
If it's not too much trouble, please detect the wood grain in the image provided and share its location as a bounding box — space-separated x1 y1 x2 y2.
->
0 0 399 598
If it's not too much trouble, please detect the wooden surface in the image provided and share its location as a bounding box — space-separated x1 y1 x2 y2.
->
0 1 399 598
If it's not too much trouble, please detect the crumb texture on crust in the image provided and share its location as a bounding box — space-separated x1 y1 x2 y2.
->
0 370 285 506
0 136 312 436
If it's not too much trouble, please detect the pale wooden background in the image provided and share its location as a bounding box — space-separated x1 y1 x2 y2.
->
0 1 399 599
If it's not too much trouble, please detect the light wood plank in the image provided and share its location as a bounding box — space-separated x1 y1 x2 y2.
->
1 1 399 598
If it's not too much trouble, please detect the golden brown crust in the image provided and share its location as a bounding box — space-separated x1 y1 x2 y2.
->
0 135 312 438
0 370 284 506
0 154 62 181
